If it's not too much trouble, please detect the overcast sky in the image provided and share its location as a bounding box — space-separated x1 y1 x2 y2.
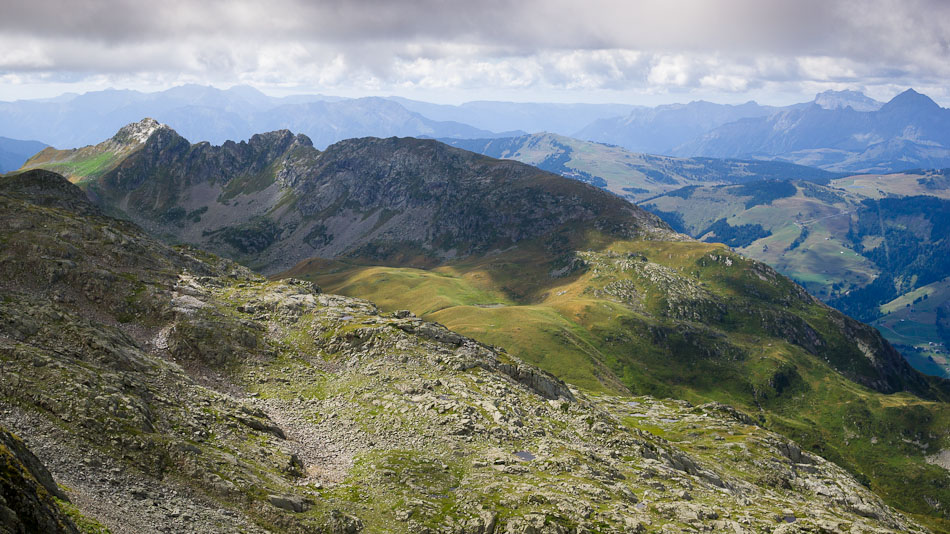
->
1 0 948 105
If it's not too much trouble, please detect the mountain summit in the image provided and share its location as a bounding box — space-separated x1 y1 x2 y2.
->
879 88 942 114
22 120 675 272
813 90 883 112
110 117 167 145
19 117 171 181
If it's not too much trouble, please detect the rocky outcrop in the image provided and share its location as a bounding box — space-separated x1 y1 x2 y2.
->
26 120 677 272
0 426 79 534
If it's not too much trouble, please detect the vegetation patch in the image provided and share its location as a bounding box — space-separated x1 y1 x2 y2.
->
700 218 771 248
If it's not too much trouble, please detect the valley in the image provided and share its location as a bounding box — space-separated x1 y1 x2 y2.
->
641 176 950 380
443 133 836 203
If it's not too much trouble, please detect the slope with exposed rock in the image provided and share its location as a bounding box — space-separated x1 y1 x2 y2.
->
23 120 673 272
0 169 930 533
17 124 950 530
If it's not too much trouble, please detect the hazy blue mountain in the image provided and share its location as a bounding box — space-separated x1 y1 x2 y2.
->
0 136 47 173
813 89 883 111
5 85 946 173
246 97 508 149
0 85 319 147
573 100 782 154
389 97 638 135
0 86 505 149
677 89 950 173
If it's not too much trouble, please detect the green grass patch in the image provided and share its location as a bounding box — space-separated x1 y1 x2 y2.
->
56 498 113 534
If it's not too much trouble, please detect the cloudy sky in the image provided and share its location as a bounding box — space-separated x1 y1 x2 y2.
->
1 0 948 105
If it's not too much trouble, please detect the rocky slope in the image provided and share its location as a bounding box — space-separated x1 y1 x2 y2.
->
21 120 674 272
17 125 950 529
0 170 931 534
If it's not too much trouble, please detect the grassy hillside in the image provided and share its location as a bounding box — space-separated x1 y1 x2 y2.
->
282 236 950 531
17 119 167 183
832 169 950 200
643 180 873 299
643 178 950 379
443 133 837 202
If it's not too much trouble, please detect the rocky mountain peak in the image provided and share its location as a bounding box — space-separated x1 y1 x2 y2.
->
110 117 167 146
246 129 313 154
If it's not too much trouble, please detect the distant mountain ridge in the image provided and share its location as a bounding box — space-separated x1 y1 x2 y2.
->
390 97 640 136
574 89 950 173
674 89 950 172
0 136 47 173
4 85 946 173
574 100 780 154
0 85 514 149
443 132 838 202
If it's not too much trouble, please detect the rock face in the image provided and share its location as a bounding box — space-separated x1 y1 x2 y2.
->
0 171 927 533
0 426 79 534
22 120 677 272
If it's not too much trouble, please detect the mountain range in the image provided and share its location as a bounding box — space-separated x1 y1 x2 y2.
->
4 86 950 174
672 89 950 173
12 119 950 531
19 119 667 274
390 98 640 136
0 85 514 149
574 100 781 155
576 89 950 173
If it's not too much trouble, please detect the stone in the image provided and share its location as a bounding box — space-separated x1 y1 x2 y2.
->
268 494 310 513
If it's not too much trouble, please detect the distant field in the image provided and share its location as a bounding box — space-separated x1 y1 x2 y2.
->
832 172 950 200
873 277 950 378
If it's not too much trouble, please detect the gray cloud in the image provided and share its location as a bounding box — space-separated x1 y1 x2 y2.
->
0 0 948 102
